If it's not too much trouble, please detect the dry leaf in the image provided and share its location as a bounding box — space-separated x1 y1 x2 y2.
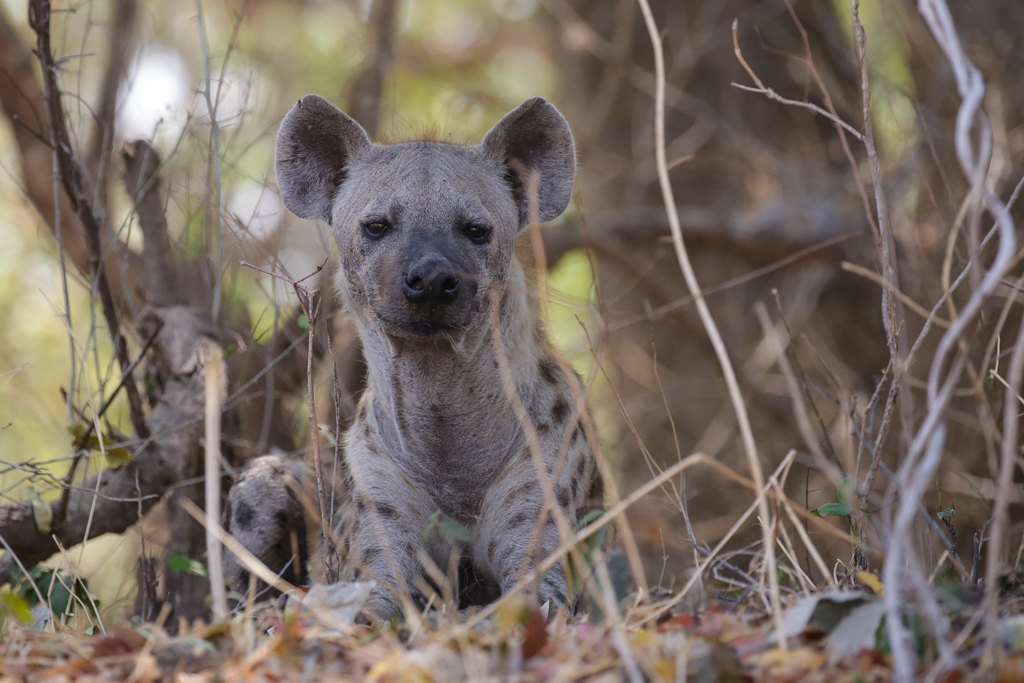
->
855 571 885 596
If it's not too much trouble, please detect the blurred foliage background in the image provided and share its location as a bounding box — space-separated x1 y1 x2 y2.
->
0 0 1022 629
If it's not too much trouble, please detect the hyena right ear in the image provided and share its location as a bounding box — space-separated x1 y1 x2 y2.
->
275 94 371 224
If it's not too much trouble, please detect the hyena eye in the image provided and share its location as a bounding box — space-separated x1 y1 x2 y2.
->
464 224 490 244
362 221 390 239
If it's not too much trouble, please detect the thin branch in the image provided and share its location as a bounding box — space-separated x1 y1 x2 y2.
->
29 0 149 440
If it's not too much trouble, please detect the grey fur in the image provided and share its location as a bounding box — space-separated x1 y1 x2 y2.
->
229 96 598 619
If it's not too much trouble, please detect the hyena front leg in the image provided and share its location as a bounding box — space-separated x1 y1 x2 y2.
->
344 451 439 620
476 454 574 611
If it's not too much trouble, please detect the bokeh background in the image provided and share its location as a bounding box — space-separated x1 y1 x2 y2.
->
1 0 1023 627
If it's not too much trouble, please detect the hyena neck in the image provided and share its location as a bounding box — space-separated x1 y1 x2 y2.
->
356 257 549 471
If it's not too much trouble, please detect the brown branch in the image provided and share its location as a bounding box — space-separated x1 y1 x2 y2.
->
0 3 143 305
295 285 338 583
30 0 149 440
346 0 398 138
122 140 182 307
86 0 137 200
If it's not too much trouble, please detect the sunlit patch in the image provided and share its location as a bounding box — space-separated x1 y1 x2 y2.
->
488 46 554 102
117 47 191 145
489 0 538 22
227 180 283 241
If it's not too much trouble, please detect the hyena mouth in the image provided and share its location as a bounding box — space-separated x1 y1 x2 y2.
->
404 319 454 337
383 311 462 338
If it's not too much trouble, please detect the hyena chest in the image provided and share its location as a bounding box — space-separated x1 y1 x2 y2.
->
375 399 524 520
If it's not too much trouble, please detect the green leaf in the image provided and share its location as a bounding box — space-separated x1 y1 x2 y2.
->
67 424 133 467
223 343 238 358
422 511 441 543
937 507 956 523
30 490 52 534
579 509 605 527
103 446 133 468
15 567 95 621
438 521 472 542
1 588 33 623
817 502 853 517
167 554 208 578
166 554 191 572
836 478 857 508
83 626 96 635
297 314 309 332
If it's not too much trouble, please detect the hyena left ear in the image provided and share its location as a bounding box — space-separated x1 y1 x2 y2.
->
482 97 576 225
275 94 371 225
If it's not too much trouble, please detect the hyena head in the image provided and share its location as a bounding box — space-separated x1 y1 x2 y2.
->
274 95 575 339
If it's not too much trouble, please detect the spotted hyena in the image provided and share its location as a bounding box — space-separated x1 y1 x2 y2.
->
225 95 601 619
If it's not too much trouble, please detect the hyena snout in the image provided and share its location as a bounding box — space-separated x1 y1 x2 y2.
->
403 256 461 304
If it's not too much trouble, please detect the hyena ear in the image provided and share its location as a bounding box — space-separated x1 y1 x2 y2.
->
482 97 576 225
275 94 371 224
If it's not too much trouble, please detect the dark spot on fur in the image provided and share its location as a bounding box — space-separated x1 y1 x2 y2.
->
551 589 567 605
234 502 254 531
570 475 581 495
575 457 587 478
537 423 550 436
376 503 398 519
571 423 583 443
509 511 531 530
357 500 365 512
557 488 571 508
552 399 569 424
507 481 534 504
539 358 559 384
362 547 379 564
275 510 290 527
488 538 498 560
353 568 361 579
410 588 430 610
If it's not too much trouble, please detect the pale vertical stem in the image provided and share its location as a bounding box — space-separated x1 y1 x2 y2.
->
204 346 227 621
634 0 784 643
195 0 224 323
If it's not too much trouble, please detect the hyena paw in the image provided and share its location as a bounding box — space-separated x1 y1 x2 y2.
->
224 455 309 592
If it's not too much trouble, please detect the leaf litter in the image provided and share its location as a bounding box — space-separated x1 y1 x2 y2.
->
4 571 1024 683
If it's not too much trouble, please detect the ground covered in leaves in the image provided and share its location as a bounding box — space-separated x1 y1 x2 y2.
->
7 582 1024 683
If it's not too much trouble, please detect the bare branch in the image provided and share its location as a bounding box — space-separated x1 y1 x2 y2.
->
347 0 398 138
29 0 149 440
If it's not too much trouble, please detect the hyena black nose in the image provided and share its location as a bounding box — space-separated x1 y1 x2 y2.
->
403 259 461 304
